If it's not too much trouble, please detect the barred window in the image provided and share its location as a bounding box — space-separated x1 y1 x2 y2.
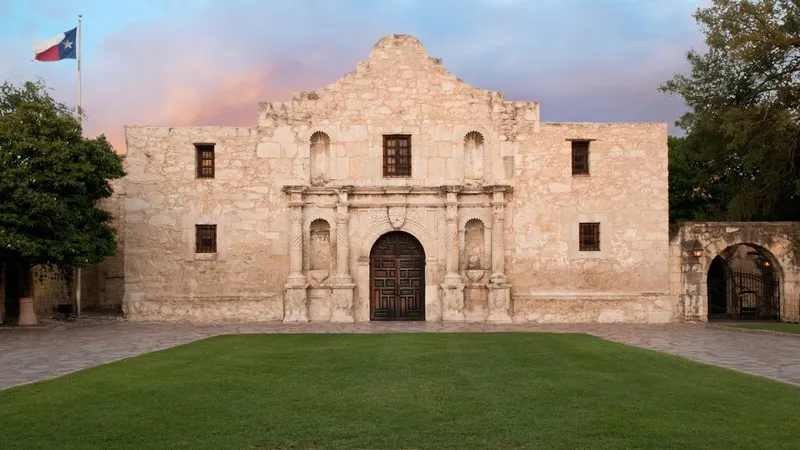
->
579 223 600 251
571 141 589 175
195 225 217 253
196 144 215 178
383 135 411 177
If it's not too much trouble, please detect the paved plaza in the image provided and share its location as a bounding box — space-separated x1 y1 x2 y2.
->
1 320 799 391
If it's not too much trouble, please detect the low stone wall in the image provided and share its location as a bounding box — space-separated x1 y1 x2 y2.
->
511 293 675 323
31 265 73 317
123 294 284 323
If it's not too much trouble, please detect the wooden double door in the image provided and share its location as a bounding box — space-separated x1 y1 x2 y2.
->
370 231 426 321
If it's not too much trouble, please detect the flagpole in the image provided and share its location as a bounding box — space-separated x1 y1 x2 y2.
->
77 14 82 119
76 13 83 318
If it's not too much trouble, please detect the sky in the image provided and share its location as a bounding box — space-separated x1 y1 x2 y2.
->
0 0 710 152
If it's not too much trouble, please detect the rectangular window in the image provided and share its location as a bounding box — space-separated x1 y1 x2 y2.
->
383 135 411 177
196 144 215 178
195 225 217 253
571 141 589 175
579 222 600 251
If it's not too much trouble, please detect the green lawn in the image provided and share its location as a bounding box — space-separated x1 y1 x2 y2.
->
731 323 800 334
1 333 799 449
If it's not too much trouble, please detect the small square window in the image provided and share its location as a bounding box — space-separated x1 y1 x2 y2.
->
196 144 215 178
383 135 411 177
572 141 589 175
579 222 600 251
195 225 217 253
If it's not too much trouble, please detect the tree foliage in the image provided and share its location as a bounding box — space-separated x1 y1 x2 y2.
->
662 0 800 222
0 79 125 291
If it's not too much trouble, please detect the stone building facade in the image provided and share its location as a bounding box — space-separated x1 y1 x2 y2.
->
120 34 672 323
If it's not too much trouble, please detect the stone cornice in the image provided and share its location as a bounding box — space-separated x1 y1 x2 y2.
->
285 184 512 197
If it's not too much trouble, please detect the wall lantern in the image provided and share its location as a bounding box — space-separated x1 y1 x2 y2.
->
762 259 772 268
691 242 704 258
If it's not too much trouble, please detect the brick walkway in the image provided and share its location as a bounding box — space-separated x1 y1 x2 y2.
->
2 320 799 391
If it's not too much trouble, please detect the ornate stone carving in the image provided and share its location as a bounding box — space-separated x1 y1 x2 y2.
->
445 204 458 223
288 205 305 281
290 206 303 224
369 209 385 224
487 283 511 323
308 270 329 285
441 276 465 322
330 283 355 322
387 206 406 230
334 199 352 282
490 203 505 277
465 269 484 283
283 284 309 322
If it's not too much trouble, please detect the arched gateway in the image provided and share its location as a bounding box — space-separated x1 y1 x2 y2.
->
369 231 426 321
706 243 781 321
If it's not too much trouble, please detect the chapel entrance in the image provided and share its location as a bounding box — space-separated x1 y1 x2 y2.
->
369 231 425 321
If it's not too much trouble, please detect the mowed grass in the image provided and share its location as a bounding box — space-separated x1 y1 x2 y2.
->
1 333 799 450
731 323 800 334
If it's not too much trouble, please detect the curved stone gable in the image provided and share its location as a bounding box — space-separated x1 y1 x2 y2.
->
258 34 511 127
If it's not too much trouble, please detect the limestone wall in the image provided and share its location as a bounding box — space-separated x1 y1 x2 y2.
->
509 122 673 323
119 34 673 323
122 126 288 321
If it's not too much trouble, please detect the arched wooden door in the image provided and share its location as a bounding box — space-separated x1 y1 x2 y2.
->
370 231 426 321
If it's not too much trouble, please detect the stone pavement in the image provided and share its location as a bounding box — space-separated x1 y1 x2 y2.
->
2 320 800 391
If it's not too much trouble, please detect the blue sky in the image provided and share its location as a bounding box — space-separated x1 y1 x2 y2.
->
0 0 709 150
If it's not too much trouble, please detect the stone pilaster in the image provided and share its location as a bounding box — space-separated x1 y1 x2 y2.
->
441 186 465 322
283 186 308 322
487 186 511 323
331 187 355 322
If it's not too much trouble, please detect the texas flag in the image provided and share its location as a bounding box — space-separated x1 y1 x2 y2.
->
33 27 77 62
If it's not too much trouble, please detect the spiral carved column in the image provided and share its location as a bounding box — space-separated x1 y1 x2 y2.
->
331 187 355 322
283 187 308 322
487 186 512 323
441 187 465 322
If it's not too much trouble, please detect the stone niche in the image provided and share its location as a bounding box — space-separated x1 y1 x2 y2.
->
460 215 491 322
463 131 485 184
309 131 331 186
306 216 336 321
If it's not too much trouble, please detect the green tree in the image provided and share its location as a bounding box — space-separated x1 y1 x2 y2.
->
661 0 800 221
0 79 125 296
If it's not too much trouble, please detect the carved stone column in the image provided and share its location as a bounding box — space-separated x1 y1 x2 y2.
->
283 186 308 322
441 186 465 322
331 187 355 322
487 186 512 323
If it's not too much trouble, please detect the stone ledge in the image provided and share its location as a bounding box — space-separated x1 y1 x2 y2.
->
515 292 669 300
147 294 279 303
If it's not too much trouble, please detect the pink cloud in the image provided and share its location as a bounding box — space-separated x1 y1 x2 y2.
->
75 19 345 153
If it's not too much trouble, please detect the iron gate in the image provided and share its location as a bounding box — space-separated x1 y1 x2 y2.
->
708 269 780 320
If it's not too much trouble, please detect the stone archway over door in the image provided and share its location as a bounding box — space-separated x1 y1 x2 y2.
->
370 231 425 321
706 246 781 321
